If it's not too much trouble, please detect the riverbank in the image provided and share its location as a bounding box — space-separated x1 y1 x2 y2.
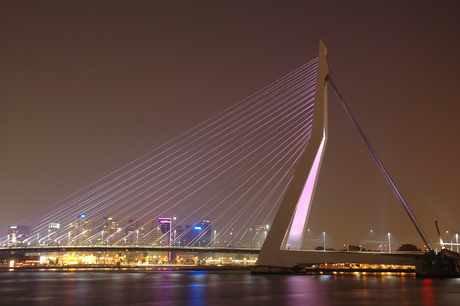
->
1 264 417 275
0 264 253 272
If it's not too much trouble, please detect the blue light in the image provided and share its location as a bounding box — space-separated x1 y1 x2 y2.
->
194 226 202 230
77 214 87 218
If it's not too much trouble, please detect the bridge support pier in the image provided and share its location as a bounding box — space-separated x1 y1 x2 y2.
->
415 250 460 278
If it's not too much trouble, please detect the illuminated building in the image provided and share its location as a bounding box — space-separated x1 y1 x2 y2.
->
183 218 212 247
47 223 60 245
8 225 29 246
69 214 90 245
158 217 172 245
149 218 171 246
172 225 184 246
99 217 118 245
125 220 145 245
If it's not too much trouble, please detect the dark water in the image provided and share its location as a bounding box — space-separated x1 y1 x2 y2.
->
1 269 459 306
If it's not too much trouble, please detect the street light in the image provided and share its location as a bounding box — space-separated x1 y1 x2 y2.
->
446 231 450 250
456 234 459 253
323 231 326 251
388 232 391 253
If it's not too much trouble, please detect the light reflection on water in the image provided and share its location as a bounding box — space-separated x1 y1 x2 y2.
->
1 270 459 306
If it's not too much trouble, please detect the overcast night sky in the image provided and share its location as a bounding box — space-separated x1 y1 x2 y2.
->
1 1 460 248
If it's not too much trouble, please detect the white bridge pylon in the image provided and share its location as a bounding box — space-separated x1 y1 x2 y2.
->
256 41 418 269
256 40 329 267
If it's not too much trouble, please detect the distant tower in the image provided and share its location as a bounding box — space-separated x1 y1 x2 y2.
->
99 217 118 245
48 223 60 245
157 217 172 245
69 214 90 245
184 218 212 247
200 218 212 246
125 220 144 245
8 225 29 246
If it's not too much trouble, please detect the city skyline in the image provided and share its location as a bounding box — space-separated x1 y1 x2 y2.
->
4 215 273 249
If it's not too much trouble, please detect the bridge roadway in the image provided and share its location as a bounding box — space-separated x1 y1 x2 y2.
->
0 245 261 255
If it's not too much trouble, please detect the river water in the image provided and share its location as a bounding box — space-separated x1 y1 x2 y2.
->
1 269 459 305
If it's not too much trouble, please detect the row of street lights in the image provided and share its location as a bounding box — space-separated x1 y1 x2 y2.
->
443 231 459 252
313 230 393 252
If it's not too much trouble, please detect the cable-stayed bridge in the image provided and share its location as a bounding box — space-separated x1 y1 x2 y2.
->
4 54 320 251
3 42 459 277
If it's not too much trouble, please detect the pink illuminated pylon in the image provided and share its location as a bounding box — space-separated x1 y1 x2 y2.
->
257 40 330 267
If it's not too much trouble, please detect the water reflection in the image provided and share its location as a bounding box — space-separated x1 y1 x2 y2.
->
0 270 459 306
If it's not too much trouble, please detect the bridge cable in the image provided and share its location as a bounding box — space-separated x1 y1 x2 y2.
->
328 77 436 253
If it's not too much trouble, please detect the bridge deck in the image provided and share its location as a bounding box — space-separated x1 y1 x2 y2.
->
1 246 261 255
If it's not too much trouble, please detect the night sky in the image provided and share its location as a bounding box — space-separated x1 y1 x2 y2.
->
2 1 460 249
